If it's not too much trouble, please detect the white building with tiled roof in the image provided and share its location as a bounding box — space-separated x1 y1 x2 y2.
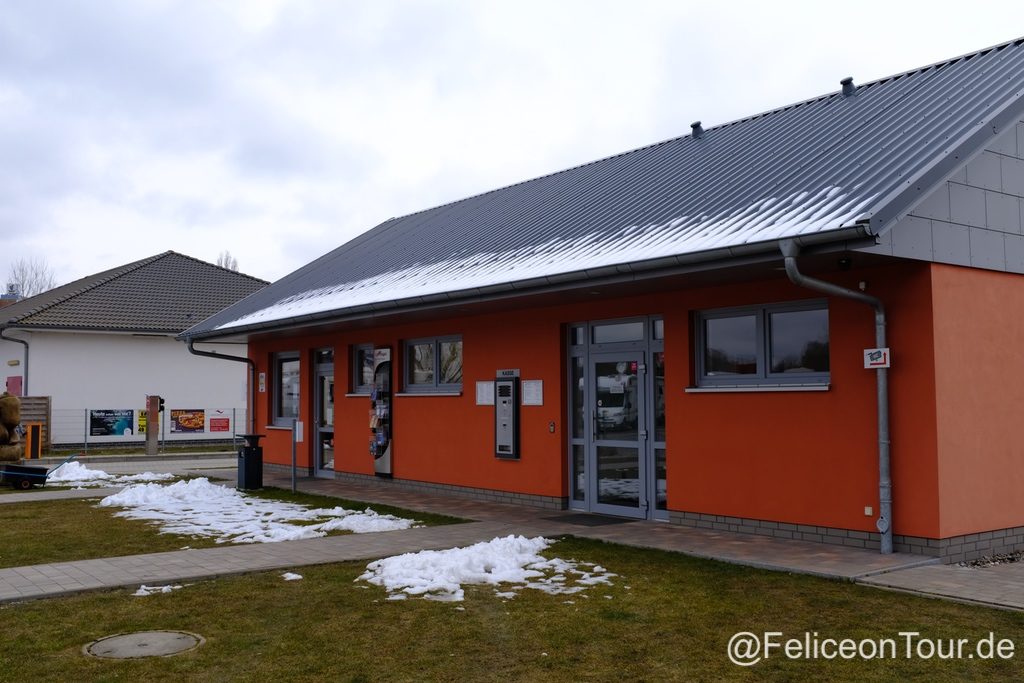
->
0 251 266 448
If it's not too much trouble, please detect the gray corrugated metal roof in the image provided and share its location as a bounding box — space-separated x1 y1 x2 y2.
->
3 252 267 334
185 37 1024 339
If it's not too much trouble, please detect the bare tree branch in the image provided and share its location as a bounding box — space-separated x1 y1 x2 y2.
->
216 250 239 271
7 256 57 298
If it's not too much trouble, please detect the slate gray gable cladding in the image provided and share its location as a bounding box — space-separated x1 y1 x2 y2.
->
183 37 1024 340
864 122 1024 271
3 251 267 334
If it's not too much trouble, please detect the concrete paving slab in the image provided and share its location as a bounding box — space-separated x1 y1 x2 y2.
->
858 561 1024 610
563 520 940 579
0 487 123 504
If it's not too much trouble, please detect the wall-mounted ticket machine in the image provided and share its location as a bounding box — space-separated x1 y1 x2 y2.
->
370 347 392 477
495 368 520 459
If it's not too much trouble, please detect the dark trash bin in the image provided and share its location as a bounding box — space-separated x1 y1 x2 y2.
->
237 433 265 490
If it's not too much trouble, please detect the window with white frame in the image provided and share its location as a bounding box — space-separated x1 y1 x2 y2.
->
696 302 829 386
404 336 462 391
273 352 301 424
352 344 375 394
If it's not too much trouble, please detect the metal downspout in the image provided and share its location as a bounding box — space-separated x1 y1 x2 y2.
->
0 327 29 394
186 339 256 434
779 239 893 554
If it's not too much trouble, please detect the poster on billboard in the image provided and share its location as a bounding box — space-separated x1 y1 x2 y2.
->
171 409 206 433
138 409 147 434
90 409 135 436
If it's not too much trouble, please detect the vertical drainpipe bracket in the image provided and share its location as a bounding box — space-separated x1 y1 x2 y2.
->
779 239 893 554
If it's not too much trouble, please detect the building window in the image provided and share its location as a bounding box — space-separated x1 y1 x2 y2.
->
352 344 374 394
404 336 462 391
697 302 828 386
273 352 301 424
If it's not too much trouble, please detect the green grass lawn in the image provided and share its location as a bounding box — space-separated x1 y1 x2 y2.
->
0 537 1021 682
0 487 461 568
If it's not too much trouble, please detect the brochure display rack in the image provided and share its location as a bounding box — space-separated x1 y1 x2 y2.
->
369 348 392 477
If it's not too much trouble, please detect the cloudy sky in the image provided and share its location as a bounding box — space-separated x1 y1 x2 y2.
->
1 1 1021 286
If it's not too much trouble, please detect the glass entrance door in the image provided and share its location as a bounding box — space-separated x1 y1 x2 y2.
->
314 369 334 477
569 316 666 520
589 352 647 518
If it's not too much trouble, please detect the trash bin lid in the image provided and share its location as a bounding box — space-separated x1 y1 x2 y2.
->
237 433 266 448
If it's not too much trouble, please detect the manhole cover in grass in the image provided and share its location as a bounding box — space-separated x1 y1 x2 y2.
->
84 631 205 659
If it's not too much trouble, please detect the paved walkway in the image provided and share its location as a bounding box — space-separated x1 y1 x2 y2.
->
29 452 235 475
276 474 935 580
0 520 543 603
859 561 1024 611
0 464 1019 611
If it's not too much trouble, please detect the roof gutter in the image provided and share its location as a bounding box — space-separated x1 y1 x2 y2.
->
186 339 256 433
185 225 874 342
0 326 28 395
780 239 892 555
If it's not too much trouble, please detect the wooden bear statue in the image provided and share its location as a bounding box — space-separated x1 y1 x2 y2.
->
0 392 22 461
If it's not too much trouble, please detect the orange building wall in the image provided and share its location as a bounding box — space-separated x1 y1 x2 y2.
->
248 262 942 537
665 263 939 537
932 264 1024 537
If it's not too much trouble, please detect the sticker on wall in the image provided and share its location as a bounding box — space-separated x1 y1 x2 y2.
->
522 380 543 406
863 348 891 369
258 372 267 393
476 381 495 405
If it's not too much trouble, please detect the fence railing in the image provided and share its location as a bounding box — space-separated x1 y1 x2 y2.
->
49 407 248 450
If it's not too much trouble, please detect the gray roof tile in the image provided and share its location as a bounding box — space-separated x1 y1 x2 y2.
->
2 252 267 333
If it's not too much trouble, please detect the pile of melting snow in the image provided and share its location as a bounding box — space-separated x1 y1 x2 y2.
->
133 584 184 596
47 461 174 487
99 478 417 543
358 535 615 602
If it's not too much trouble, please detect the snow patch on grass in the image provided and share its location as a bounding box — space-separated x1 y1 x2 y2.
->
47 461 174 487
133 584 184 596
358 535 616 602
99 478 417 543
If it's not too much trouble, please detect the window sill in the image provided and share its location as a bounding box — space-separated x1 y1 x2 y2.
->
265 424 295 431
344 392 371 398
395 391 463 397
685 384 830 393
